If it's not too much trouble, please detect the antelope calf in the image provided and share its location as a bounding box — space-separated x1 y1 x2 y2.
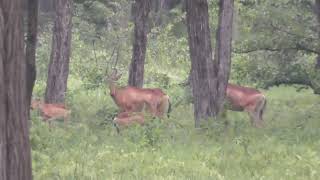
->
31 100 71 127
225 84 267 128
113 111 145 127
113 111 145 133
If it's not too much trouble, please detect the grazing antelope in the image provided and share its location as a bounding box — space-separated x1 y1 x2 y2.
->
225 84 267 128
31 100 71 127
107 70 171 118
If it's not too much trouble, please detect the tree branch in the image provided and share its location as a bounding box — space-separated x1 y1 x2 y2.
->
270 22 316 41
233 43 320 55
233 47 297 54
296 43 320 54
235 21 320 55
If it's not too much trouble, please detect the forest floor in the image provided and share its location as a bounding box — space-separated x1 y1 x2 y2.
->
31 86 320 180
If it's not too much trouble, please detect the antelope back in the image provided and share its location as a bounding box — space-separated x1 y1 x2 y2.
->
226 84 262 108
41 104 70 119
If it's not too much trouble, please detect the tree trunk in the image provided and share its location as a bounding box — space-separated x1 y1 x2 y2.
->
39 0 54 12
128 0 151 88
45 0 73 103
0 0 33 179
214 0 234 111
186 0 218 127
308 0 320 94
26 0 39 118
315 0 320 69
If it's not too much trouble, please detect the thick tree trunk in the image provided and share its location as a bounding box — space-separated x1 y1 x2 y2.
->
0 0 33 179
45 0 73 103
26 0 39 118
39 0 54 12
309 0 320 94
186 0 218 127
316 56 320 69
128 0 151 88
214 0 234 111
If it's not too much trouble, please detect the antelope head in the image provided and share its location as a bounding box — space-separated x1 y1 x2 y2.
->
106 69 122 96
31 99 43 110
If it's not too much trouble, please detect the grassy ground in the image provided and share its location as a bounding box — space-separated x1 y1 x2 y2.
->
31 86 320 180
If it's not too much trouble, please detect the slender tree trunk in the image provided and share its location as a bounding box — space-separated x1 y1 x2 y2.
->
0 0 33 179
128 0 151 88
26 0 39 118
214 0 234 111
315 0 320 69
45 0 73 103
186 0 218 127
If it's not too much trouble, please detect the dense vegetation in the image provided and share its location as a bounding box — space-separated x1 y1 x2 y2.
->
31 0 320 179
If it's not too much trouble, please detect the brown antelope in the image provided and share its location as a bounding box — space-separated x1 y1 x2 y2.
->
107 70 171 118
225 84 267 128
31 100 71 127
113 111 145 132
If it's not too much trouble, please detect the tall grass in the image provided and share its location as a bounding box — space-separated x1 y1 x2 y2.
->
31 85 320 180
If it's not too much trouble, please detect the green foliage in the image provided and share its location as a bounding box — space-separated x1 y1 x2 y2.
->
36 24 52 82
230 51 315 88
232 0 320 89
145 8 190 88
36 0 320 90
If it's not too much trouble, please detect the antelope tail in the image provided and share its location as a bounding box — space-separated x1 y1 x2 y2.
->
255 95 267 121
167 98 172 118
158 95 171 118
113 122 120 134
259 97 267 121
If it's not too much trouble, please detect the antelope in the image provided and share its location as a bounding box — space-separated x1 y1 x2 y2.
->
225 84 267 128
31 100 71 127
107 69 171 118
113 111 145 132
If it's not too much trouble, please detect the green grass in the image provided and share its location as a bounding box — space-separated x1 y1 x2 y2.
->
31 85 320 180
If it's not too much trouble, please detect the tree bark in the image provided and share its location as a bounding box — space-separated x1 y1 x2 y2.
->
315 0 320 69
186 0 234 127
214 0 234 112
26 0 39 118
45 0 73 103
39 0 54 12
0 0 33 179
186 0 218 127
128 0 151 88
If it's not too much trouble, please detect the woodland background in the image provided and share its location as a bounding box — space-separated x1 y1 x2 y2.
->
1 0 320 179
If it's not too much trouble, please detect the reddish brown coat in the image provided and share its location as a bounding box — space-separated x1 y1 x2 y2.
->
109 81 170 118
225 84 267 128
31 100 71 126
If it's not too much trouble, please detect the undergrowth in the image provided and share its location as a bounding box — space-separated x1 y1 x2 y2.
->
31 85 320 180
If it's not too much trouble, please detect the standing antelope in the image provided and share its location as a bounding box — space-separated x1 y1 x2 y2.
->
225 84 267 128
107 70 171 118
31 100 71 127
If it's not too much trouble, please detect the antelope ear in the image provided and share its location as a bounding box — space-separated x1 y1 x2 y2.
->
108 69 120 81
